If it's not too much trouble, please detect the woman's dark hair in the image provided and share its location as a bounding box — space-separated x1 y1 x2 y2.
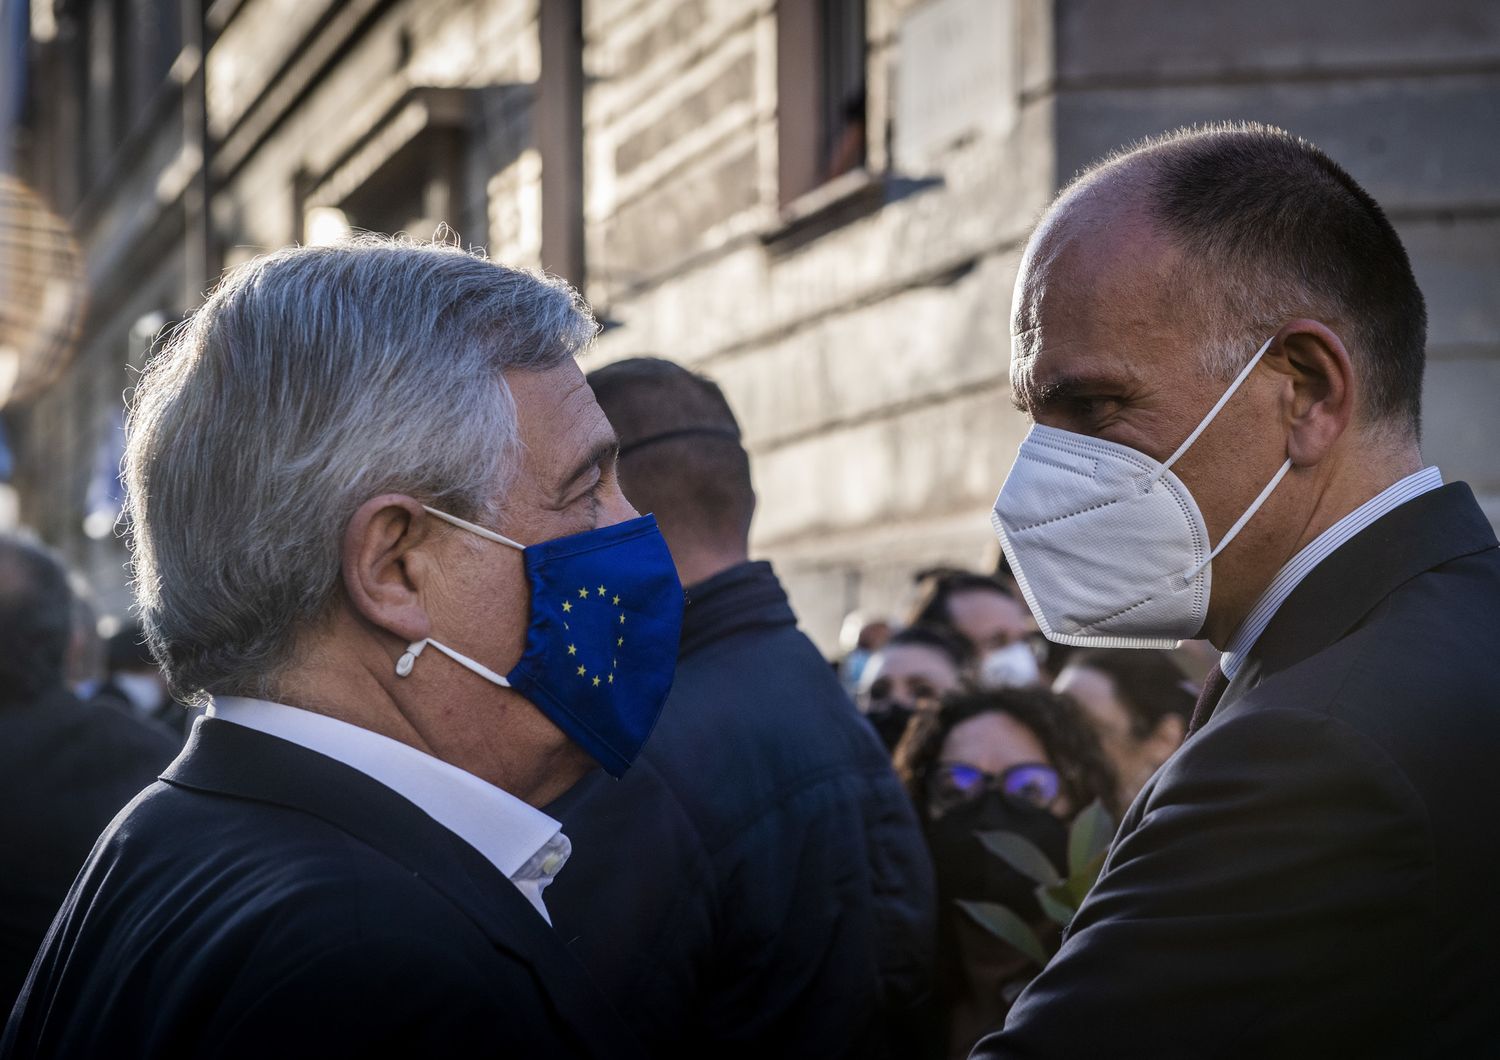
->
907 567 1014 631
882 622 972 671
895 686 1121 821
1066 648 1196 737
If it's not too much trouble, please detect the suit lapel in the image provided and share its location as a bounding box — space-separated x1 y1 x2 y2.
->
1217 482 1497 714
1116 484 1498 844
162 718 641 1058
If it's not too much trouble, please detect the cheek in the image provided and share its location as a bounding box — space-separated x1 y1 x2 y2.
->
448 552 533 665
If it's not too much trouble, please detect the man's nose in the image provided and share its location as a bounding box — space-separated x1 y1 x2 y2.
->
600 481 639 526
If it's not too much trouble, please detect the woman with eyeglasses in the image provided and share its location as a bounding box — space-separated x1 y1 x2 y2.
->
894 687 1119 1059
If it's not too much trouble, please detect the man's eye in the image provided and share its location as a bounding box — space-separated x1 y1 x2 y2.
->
1072 396 1121 421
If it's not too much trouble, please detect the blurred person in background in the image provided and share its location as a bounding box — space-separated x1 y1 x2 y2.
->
5 239 671 1059
1053 649 1193 807
837 608 894 696
546 357 935 1059
0 533 176 1012
62 592 104 698
979 124 1500 1056
908 569 1044 689
91 620 181 737
896 689 1117 1058
858 623 969 752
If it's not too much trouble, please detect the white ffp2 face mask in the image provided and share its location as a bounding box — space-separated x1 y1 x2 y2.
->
991 336 1293 649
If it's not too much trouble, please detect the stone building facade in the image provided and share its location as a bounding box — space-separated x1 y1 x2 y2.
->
9 0 1499 652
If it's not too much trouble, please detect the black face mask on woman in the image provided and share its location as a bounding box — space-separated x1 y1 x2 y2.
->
926 789 1068 921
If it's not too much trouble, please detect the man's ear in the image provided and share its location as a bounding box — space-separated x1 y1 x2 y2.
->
1268 319 1356 467
341 494 437 643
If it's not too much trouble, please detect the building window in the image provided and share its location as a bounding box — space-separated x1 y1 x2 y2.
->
296 88 470 245
776 0 868 207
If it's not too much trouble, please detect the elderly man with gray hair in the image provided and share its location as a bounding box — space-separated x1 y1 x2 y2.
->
3 238 682 1059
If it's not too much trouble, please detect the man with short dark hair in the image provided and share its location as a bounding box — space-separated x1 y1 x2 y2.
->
0 534 175 1010
976 123 1500 1055
545 357 936 1057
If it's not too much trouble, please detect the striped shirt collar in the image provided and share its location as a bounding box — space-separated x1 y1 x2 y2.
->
208 696 570 922
1220 466 1444 679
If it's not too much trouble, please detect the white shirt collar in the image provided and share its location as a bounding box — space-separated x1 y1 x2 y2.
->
1220 466 1444 679
208 696 570 923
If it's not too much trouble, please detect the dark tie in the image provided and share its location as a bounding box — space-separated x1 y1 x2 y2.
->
1187 664 1228 737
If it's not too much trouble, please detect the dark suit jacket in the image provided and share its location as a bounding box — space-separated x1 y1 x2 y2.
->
974 482 1500 1058
545 561 936 1059
0 687 177 1010
2 717 644 1059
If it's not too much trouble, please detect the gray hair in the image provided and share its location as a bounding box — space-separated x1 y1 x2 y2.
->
123 235 597 700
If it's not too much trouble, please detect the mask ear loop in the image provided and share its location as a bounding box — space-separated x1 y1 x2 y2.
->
395 637 514 687
421 505 526 551
396 507 523 683
1181 456 1294 584
1148 334 1277 490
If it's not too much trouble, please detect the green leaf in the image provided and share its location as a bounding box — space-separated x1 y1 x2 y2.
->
978 830 1063 886
1067 800 1116 879
1064 850 1108 906
1035 882 1077 928
957 900 1050 966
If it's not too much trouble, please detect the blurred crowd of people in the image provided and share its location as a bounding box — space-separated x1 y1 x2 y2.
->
834 565 1201 1054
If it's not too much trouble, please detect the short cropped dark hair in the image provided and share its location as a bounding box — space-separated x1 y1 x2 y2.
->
0 533 75 704
1084 123 1427 435
906 568 1013 633
586 357 754 550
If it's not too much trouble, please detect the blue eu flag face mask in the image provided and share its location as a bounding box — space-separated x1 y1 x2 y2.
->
395 506 685 777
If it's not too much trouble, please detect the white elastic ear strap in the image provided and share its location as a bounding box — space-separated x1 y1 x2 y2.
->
421 505 525 551
1184 457 1294 583
395 637 513 687
1159 335 1276 477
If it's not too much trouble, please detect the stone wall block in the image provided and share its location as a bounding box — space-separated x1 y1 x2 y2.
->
1056 0 1500 82
1055 76 1500 212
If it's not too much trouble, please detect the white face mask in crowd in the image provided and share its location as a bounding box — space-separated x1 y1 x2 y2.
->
978 640 1043 689
991 335 1293 649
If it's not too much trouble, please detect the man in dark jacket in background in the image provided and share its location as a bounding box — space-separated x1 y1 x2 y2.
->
0 534 177 1010
546 358 936 1058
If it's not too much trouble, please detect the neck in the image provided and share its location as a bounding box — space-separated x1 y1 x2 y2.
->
262 622 575 807
1203 438 1422 646
669 540 750 590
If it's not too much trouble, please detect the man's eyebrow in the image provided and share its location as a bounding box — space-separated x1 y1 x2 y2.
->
555 435 620 497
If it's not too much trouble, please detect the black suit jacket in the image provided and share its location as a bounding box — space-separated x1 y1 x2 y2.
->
974 482 1500 1058
2 717 643 1059
0 688 177 1010
545 562 935 1058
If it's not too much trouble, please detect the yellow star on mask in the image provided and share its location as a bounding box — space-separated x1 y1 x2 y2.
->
608 674 614 684
619 613 626 625
617 636 624 647
612 595 620 605
567 644 577 656
562 601 572 613
597 585 606 596
576 665 586 677
592 675 601 687
578 587 589 599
